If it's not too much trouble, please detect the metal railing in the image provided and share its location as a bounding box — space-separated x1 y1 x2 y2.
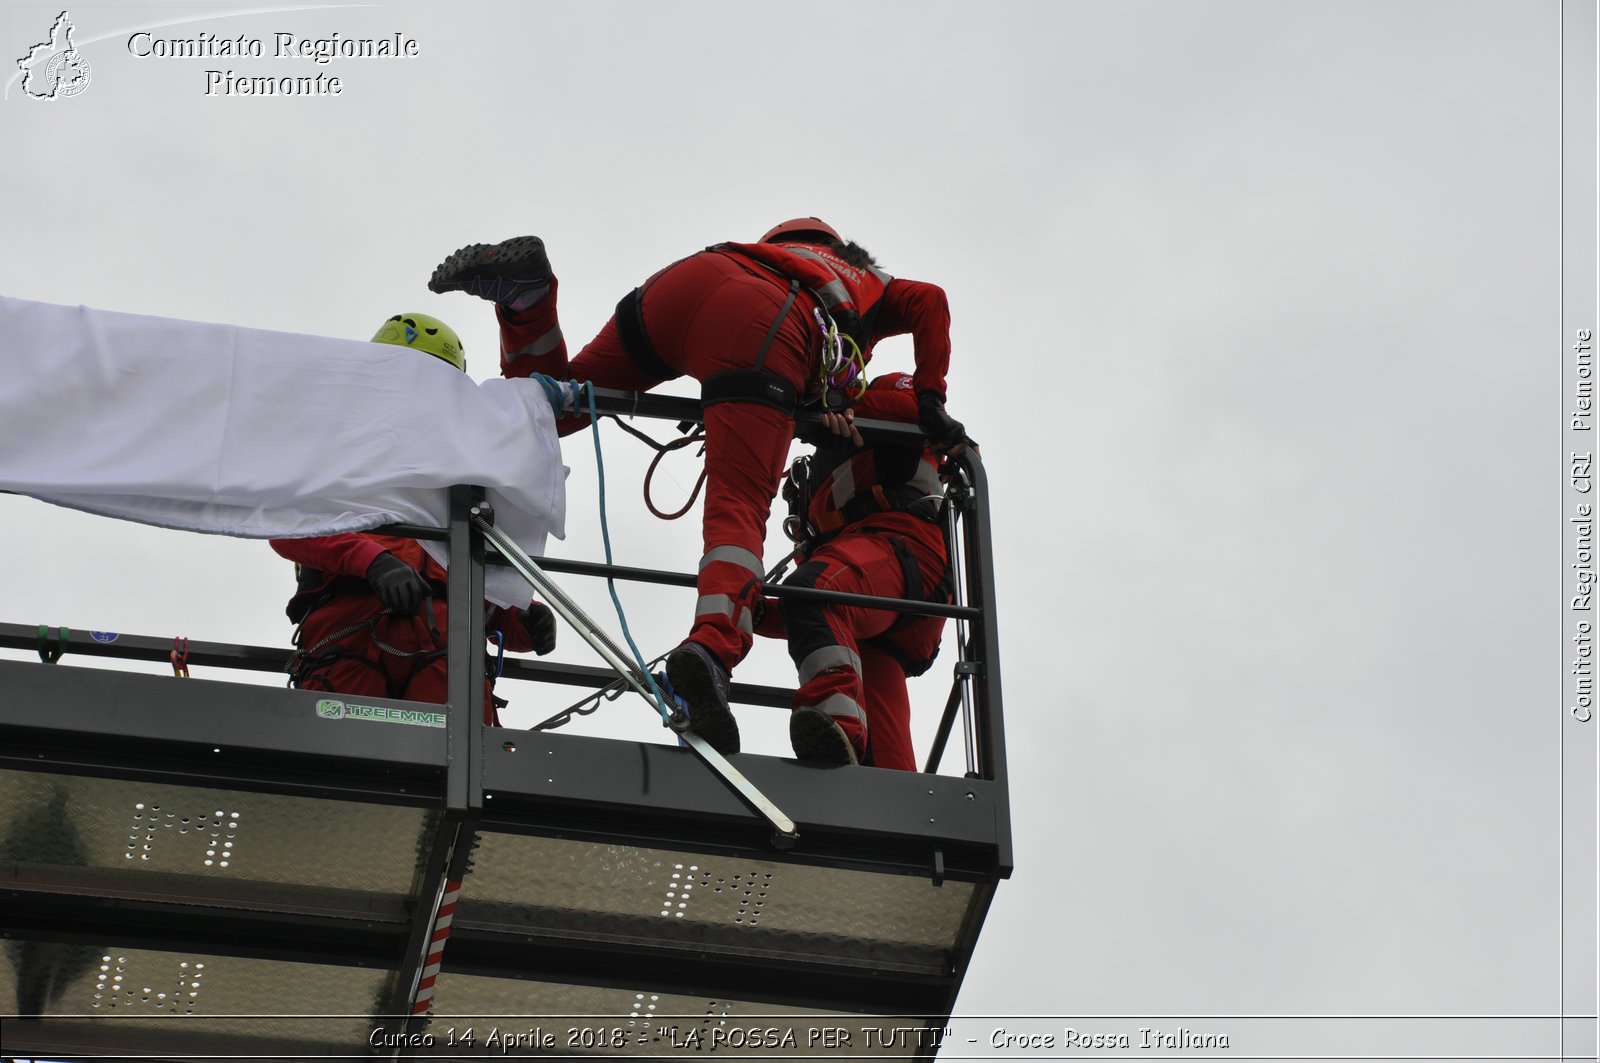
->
0 386 1005 782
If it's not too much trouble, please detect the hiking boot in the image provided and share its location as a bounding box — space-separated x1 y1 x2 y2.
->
428 236 554 310
665 642 740 755
789 707 862 766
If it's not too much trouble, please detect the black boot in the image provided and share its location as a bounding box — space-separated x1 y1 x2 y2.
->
428 236 554 310
665 642 740 755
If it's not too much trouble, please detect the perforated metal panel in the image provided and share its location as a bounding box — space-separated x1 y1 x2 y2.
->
0 768 438 917
0 940 387 1049
459 833 973 973
422 974 935 1058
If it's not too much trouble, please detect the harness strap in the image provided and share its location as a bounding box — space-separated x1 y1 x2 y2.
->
811 485 943 536
702 370 797 413
285 611 451 699
880 536 925 636
614 286 681 381
864 534 952 678
751 280 800 373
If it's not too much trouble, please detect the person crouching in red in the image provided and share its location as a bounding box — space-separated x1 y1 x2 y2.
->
760 372 963 770
269 314 557 725
425 220 971 756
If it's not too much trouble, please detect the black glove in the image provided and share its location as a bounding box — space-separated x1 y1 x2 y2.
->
917 390 975 452
365 553 431 616
520 601 558 655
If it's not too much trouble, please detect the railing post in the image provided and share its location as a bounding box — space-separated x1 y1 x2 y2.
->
957 453 1012 871
445 484 488 815
375 486 489 1052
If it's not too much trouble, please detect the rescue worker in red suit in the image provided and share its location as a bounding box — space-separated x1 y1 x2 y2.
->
426 221 973 755
757 373 953 769
269 314 558 724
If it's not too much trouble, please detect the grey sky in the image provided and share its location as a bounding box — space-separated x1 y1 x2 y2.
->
1 1 1592 1058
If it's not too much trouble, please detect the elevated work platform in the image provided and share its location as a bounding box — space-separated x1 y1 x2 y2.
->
0 392 1010 1060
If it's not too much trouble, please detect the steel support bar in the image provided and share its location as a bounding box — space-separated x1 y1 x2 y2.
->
922 681 965 775
498 555 980 620
944 472 980 778
578 385 937 446
365 536 981 622
500 656 795 708
470 514 798 846
374 817 465 1053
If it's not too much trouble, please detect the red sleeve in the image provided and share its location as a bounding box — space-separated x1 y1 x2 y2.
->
853 382 920 425
270 534 390 578
487 605 535 653
871 278 950 399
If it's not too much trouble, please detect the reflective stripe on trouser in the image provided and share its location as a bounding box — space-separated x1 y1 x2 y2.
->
795 690 868 728
797 644 861 684
496 278 570 379
513 323 564 360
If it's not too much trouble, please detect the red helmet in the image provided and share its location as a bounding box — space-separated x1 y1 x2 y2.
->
760 216 840 244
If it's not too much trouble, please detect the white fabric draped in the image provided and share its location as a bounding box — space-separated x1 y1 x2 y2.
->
0 296 567 607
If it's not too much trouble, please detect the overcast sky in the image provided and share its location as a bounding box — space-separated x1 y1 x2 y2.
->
1 1 1594 1059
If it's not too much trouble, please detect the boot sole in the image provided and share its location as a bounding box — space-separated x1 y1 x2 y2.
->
790 708 860 765
666 648 740 755
428 236 552 294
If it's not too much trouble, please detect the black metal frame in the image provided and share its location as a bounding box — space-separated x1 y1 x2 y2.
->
0 387 1010 1061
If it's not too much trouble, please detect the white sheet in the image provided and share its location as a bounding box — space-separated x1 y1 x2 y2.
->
0 296 567 608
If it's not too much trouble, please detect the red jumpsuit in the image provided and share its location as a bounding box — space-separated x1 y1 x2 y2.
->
494 242 951 677
269 533 539 724
760 374 949 771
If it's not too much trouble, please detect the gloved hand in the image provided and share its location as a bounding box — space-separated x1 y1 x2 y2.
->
365 553 431 616
520 601 558 655
917 390 977 454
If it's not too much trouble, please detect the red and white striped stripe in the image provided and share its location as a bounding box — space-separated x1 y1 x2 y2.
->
411 878 461 1015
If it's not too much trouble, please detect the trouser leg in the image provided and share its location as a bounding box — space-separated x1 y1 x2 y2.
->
781 534 909 763
688 402 794 670
495 278 567 379
858 643 915 771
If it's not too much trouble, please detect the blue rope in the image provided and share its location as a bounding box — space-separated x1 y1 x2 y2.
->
584 383 673 725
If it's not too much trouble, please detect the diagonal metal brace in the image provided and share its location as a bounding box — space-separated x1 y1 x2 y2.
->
470 513 798 846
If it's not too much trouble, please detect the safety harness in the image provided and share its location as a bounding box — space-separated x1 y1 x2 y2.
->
611 243 888 417
283 565 512 706
780 449 955 678
284 602 448 699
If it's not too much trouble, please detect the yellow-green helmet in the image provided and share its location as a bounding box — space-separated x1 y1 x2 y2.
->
372 312 466 371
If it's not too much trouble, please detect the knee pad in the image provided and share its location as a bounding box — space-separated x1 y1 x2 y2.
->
780 561 834 661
